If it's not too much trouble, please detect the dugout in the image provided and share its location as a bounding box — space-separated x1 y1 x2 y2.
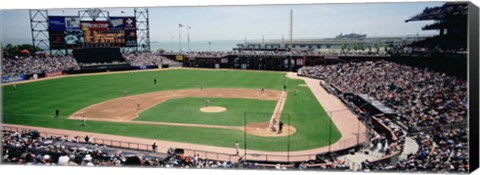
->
352 94 397 119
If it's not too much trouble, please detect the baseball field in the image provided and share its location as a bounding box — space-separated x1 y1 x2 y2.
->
2 68 341 151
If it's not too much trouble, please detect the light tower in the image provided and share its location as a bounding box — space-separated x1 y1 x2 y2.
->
289 9 293 70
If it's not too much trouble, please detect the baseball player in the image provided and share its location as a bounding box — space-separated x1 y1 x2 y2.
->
152 142 158 152
278 121 284 134
205 99 210 107
82 115 86 126
235 141 240 155
271 118 278 132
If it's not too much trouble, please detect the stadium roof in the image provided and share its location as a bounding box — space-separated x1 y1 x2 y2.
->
405 2 468 22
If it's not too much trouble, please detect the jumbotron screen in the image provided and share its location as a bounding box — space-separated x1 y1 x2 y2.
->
48 16 137 49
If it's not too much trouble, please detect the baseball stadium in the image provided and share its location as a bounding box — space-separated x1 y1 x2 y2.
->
0 2 477 173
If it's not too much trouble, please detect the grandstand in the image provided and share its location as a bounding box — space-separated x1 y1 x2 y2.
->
1 51 181 82
400 2 468 55
294 2 472 172
1 2 477 173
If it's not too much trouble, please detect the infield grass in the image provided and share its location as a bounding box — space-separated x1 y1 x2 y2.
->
2 69 341 151
135 97 277 126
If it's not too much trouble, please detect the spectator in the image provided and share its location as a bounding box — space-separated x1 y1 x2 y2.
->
2 55 80 77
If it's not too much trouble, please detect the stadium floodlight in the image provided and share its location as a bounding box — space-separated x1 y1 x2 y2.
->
354 102 370 147
327 107 365 154
327 109 347 153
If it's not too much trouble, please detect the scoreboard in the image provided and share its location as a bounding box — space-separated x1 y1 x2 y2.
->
83 30 125 44
48 16 137 49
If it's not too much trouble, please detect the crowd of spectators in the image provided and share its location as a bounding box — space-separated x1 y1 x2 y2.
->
360 127 468 172
370 116 405 156
302 60 468 172
396 35 467 55
2 55 80 77
161 51 230 58
2 128 355 171
163 153 236 168
0 129 250 169
0 129 244 169
162 50 388 58
123 52 180 68
302 60 467 129
2 51 182 79
2 129 163 167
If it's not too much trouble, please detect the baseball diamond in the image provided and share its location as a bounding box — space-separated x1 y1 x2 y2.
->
2 69 352 152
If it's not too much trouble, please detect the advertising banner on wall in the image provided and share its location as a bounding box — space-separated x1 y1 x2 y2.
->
109 17 124 30
124 30 137 47
2 74 26 83
49 31 66 49
176 55 184 61
80 21 109 31
296 58 304 65
45 71 63 77
123 17 136 30
48 15 137 48
49 17 66 31
64 30 84 46
65 17 80 30
221 58 229 63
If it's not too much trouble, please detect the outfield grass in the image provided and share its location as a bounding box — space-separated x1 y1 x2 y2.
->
2 69 341 151
135 97 277 126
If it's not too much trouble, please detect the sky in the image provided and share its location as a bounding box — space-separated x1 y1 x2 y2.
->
1 2 444 44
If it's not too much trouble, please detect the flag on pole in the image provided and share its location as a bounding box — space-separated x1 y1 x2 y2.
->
178 24 183 51
187 25 191 42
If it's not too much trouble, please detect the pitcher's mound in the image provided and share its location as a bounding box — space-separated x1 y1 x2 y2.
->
245 122 296 137
200 106 227 113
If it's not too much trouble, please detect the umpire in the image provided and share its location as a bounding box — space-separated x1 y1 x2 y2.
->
55 109 60 118
278 121 284 134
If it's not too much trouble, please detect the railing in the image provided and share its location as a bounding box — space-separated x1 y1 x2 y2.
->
182 148 235 162
371 116 397 142
342 158 363 171
240 135 367 163
1 125 154 152
1 125 365 165
2 125 67 138
369 150 401 165
330 83 345 94
90 137 154 152
367 116 402 165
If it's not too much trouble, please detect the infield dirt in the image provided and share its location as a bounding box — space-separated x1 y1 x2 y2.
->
69 88 296 137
